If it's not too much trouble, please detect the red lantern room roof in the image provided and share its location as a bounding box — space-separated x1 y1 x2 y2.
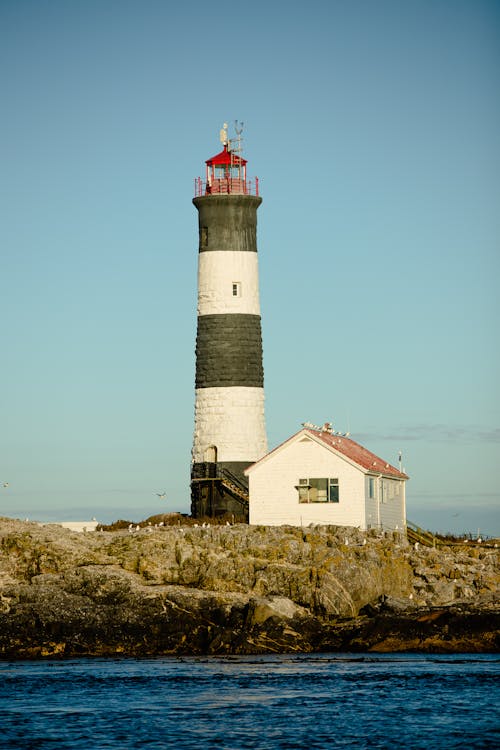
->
205 144 247 167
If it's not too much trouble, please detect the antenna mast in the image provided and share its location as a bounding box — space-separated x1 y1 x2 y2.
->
230 120 244 179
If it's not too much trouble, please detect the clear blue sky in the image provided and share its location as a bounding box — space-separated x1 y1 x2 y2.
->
1 0 499 535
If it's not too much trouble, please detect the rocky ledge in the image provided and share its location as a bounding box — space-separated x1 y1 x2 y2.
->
0 517 498 658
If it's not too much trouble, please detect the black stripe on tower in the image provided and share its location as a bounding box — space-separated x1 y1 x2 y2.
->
193 195 262 253
196 313 264 388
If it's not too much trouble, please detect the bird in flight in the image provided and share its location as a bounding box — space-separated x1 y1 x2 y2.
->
155 491 167 500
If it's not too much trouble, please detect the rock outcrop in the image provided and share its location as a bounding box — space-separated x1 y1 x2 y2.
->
0 518 498 657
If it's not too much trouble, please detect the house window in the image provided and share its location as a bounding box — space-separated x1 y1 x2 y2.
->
329 478 339 503
232 282 241 297
296 478 339 503
368 477 375 499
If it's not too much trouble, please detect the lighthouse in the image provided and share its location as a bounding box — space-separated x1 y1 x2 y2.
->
191 124 267 520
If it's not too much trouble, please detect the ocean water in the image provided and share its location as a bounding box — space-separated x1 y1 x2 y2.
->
0 654 498 749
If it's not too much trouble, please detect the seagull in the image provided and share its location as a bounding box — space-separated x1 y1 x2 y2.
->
155 492 167 500
2 482 9 488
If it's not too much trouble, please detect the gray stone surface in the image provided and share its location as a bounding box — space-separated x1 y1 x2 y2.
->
0 518 498 657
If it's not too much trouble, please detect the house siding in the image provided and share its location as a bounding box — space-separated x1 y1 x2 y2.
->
365 476 406 531
249 437 367 527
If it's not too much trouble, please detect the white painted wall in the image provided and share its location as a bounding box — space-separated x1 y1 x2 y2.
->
198 251 261 316
248 436 367 527
192 386 267 463
364 476 406 531
380 478 406 531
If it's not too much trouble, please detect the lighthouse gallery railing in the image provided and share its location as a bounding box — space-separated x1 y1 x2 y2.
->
194 177 259 198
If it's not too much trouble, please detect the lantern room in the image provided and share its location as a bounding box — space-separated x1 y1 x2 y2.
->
194 144 259 197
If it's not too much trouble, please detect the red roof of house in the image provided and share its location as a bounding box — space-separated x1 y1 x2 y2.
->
246 428 408 479
206 144 247 167
307 429 408 479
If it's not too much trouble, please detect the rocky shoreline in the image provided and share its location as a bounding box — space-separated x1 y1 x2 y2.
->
0 517 498 658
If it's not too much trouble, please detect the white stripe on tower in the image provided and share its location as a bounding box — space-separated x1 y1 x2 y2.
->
192 386 267 463
197 252 261 316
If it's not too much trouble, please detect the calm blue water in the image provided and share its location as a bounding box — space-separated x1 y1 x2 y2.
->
0 654 498 749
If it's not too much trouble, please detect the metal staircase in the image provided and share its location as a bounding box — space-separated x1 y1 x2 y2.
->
219 468 249 505
190 465 249 520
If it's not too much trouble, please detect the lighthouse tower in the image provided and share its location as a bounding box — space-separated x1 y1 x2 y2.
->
191 124 267 520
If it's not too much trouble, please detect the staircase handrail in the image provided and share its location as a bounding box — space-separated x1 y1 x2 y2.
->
219 468 249 497
406 520 442 547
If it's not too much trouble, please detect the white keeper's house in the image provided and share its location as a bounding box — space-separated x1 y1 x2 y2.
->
245 424 409 531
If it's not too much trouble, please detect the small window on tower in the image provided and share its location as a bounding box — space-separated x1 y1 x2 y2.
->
232 282 241 297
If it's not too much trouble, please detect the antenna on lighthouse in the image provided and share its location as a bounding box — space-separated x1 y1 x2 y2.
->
231 120 244 155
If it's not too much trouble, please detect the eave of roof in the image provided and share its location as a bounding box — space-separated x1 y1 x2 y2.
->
206 145 247 166
245 428 409 480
